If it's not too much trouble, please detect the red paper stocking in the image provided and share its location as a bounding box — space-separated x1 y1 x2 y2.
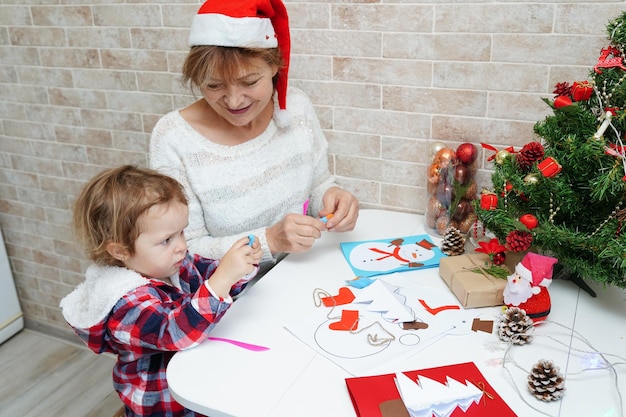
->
329 309 359 331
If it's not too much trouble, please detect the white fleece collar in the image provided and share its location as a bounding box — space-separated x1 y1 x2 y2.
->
60 264 149 329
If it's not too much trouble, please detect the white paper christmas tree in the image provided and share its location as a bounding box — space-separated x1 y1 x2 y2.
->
394 372 483 417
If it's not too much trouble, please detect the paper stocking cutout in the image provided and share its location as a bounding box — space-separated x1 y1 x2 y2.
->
321 287 356 307
329 309 359 331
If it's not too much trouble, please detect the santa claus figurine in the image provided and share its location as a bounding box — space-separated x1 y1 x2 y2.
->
503 252 558 324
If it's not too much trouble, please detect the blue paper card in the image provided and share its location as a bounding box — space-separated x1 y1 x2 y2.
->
340 235 445 278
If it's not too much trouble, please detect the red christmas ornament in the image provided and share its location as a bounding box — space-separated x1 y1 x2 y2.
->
571 81 593 101
519 214 538 230
553 95 572 108
456 143 478 165
538 157 562 178
480 191 498 210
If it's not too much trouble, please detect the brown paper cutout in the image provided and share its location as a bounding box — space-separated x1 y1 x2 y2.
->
471 318 494 333
379 399 411 417
402 320 429 330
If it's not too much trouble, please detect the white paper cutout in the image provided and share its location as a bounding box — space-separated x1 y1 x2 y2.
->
351 279 415 322
394 372 483 417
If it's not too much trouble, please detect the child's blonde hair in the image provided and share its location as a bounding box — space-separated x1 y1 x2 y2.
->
73 165 188 266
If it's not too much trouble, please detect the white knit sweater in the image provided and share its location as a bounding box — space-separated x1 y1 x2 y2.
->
149 87 335 269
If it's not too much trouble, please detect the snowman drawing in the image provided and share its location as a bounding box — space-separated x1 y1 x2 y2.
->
348 238 437 275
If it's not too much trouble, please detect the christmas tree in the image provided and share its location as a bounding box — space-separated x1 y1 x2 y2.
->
475 10 626 292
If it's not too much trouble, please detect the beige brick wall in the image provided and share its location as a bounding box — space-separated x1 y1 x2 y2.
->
0 1 624 340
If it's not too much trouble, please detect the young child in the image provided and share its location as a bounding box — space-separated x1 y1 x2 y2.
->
60 165 262 417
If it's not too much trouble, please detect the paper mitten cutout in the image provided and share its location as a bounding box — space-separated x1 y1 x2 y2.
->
321 287 356 307
329 309 359 331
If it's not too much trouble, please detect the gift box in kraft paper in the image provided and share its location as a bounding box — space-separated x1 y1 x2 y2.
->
439 252 522 308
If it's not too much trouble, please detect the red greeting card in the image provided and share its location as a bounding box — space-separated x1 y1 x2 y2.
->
345 362 517 417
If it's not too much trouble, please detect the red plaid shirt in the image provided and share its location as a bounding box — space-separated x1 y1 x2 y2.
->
61 251 254 417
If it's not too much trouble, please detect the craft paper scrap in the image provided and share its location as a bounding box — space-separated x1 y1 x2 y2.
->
394 373 482 417
351 279 415 322
284 274 473 376
340 235 446 277
345 361 517 417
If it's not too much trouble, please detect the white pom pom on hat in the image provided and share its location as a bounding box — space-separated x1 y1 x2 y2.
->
188 0 291 115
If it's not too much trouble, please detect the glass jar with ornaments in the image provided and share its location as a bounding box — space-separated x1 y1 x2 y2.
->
425 142 479 237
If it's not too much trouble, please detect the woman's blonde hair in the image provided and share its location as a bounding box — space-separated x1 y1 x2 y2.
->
181 45 284 93
73 165 187 266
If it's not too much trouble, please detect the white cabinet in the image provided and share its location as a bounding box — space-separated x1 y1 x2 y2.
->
0 228 24 345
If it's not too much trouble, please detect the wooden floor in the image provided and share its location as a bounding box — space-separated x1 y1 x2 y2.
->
0 329 124 417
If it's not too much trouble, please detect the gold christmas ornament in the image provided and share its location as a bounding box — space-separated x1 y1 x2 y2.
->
429 141 447 159
524 173 540 184
495 149 511 165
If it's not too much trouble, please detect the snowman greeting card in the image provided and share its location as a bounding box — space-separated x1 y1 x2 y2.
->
340 235 446 278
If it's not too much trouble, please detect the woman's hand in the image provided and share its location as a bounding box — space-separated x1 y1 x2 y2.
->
266 213 326 254
319 187 359 232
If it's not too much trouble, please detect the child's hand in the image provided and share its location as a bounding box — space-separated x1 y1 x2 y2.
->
223 235 263 278
208 236 262 296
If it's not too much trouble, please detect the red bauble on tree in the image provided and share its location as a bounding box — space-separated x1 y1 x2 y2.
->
553 95 572 108
519 214 538 229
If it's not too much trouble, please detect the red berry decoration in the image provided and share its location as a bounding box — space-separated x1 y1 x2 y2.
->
552 81 571 97
519 214 538 229
493 252 506 266
506 230 533 252
456 143 478 165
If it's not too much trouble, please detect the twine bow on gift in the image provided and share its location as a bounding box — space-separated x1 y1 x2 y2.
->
469 380 495 406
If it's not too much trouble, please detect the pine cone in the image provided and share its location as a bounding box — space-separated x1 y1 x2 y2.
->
497 307 534 345
528 359 566 401
440 226 466 256
516 142 545 171
552 82 571 98
506 230 533 252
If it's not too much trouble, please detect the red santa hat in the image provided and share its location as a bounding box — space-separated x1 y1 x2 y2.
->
514 252 558 287
188 0 291 113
